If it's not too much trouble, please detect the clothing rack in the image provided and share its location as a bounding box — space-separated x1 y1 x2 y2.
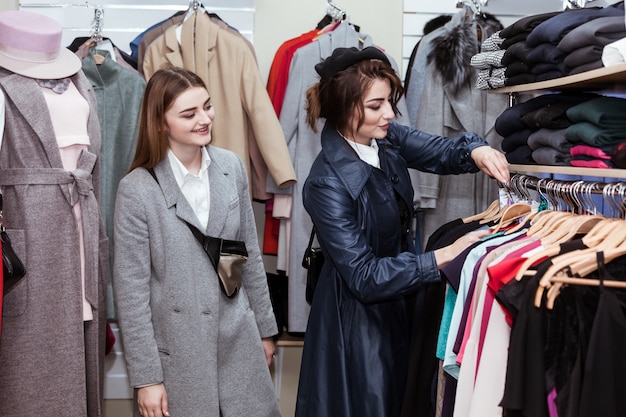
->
18 3 252 12
326 0 347 22
90 7 104 44
504 173 626 217
455 0 483 17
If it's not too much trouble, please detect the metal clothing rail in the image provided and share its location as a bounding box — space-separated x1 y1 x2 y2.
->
504 173 626 217
19 3 254 12
326 0 347 22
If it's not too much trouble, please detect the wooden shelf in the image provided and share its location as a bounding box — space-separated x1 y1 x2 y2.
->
509 164 626 179
491 62 626 93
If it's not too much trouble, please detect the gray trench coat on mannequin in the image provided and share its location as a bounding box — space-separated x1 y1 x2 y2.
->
0 68 108 417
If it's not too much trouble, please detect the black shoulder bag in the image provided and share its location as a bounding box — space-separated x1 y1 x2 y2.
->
301 226 325 304
1 192 27 295
147 168 247 298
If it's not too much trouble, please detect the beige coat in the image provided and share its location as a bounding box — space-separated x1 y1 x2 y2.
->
143 12 297 196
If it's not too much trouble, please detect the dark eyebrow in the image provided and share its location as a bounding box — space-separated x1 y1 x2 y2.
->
178 98 211 114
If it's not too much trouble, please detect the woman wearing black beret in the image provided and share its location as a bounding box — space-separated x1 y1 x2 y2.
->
295 46 509 417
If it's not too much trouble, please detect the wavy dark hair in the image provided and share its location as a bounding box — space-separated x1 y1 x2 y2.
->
305 59 403 138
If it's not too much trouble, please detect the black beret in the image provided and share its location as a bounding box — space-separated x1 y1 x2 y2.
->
315 46 391 82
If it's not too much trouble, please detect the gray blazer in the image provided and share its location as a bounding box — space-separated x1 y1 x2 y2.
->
113 146 280 417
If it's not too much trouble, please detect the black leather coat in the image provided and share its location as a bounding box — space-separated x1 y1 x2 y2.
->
295 121 488 417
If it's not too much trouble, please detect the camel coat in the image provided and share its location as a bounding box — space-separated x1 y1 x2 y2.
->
113 147 280 417
142 12 297 196
0 69 108 416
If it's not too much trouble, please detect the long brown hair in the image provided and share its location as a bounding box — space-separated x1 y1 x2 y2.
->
305 59 403 138
129 66 208 171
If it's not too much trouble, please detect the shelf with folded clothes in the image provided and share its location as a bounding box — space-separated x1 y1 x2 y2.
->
494 91 626 173
490 61 626 94
471 3 626 94
508 163 626 178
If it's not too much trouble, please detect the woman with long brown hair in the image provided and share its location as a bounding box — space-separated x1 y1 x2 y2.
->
113 66 281 417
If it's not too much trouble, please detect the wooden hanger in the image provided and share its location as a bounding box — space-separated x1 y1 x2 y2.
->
490 202 532 233
462 199 501 223
533 219 626 307
538 214 605 246
545 243 626 309
513 217 613 283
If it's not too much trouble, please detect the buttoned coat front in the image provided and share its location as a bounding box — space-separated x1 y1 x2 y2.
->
113 146 280 417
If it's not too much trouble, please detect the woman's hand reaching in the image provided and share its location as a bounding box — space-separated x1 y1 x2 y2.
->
470 145 510 185
434 229 492 268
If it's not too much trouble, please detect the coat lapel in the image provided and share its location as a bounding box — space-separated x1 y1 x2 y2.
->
153 159 203 231
205 148 230 238
152 148 231 238
163 24 185 68
185 12 217 86
0 74 64 169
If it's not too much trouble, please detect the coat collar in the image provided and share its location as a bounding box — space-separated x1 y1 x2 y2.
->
0 71 98 167
81 49 123 87
163 12 218 80
320 123 389 201
152 145 231 236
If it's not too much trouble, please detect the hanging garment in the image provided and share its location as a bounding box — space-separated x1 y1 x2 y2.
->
80 49 146 321
142 12 296 197
0 69 108 417
411 12 507 247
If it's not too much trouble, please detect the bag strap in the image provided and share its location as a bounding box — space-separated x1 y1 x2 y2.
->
306 226 316 250
146 167 221 268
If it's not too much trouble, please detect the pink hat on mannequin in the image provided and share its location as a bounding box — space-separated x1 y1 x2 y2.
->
0 10 81 79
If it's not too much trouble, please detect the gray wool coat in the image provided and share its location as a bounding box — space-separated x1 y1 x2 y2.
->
410 14 508 246
0 69 108 416
113 146 280 417
80 49 146 321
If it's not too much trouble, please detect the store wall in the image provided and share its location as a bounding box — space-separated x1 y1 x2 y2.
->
1 1 18 11
254 0 403 82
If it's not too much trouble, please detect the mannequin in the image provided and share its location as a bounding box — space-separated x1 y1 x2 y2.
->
0 10 108 416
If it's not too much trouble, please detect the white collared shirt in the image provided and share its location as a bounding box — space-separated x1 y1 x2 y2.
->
345 137 381 169
167 147 211 230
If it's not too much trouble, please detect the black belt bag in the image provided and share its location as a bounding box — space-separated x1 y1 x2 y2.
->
147 168 247 298
187 223 248 298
